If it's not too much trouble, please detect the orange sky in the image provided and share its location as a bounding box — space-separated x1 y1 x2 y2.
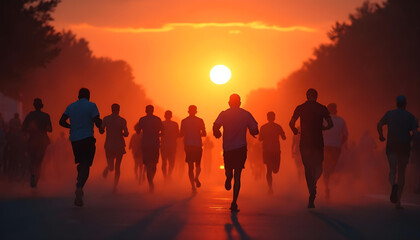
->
53 0 380 127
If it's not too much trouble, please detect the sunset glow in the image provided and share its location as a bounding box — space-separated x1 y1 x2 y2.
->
5 0 416 238
210 65 231 85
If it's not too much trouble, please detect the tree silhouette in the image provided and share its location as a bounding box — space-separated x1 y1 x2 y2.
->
0 0 61 99
245 0 420 138
21 31 152 134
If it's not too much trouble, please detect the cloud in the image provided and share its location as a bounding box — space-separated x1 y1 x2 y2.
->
229 30 241 34
69 22 317 33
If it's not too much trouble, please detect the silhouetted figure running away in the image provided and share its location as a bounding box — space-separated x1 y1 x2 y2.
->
161 110 180 180
129 131 145 184
180 105 206 193
259 112 286 194
322 103 348 200
377 95 418 209
135 105 162 193
213 94 259 212
259 111 286 194
289 88 333 208
102 104 129 192
59 88 104 207
22 98 52 188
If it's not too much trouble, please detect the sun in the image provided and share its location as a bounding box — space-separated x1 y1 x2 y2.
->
210 65 231 84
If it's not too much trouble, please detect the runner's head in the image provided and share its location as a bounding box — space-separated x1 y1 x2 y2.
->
111 103 120 114
267 111 275 122
78 88 90 100
396 95 407 109
165 110 173 120
33 98 43 111
306 88 318 101
188 105 197 116
145 105 154 115
327 103 337 115
228 94 241 108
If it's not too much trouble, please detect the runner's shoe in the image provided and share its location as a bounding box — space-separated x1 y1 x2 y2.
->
195 178 201 188
102 167 108 179
308 194 315 208
30 174 36 188
390 184 398 203
225 177 232 191
230 202 239 212
74 188 84 207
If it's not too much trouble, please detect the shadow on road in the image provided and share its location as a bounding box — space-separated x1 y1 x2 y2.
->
110 194 196 239
225 212 251 240
310 211 363 240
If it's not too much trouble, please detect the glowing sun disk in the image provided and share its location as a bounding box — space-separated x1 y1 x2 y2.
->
210 65 231 84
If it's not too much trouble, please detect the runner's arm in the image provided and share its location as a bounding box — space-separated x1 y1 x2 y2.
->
248 114 259 138
289 110 299 135
213 122 222 139
59 114 71 129
279 126 286 140
134 121 140 134
322 116 333 131
122 120 129 137
201 120 207 137
93 115 104 134
258 127 263 141
377 113 388 142
46 115 52 132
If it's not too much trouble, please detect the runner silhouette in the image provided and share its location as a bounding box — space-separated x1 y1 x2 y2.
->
102 104 129 192
59 88 104 207
289 88 333 208
135 105 162 193
22 98 52 188
214 94 259 212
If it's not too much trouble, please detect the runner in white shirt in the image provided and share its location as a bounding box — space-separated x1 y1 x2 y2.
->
322 103 348 200
213 94 258 212
180 105 206 193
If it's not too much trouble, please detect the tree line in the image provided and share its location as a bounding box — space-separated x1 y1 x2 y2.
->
245 0 420 138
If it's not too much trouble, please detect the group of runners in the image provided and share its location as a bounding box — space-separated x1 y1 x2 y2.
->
18 87 418 211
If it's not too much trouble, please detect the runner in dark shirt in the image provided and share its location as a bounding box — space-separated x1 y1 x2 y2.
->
180 105 206 193
289 88 333 208
161 110 179 180
378 95 418 209
135 105 163 193
102 104 129 192
22 98 52 188
259 111 286 194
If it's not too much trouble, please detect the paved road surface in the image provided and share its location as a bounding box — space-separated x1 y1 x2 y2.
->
1 173 420 240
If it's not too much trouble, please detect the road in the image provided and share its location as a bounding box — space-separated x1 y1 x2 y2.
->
1 171 420 240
